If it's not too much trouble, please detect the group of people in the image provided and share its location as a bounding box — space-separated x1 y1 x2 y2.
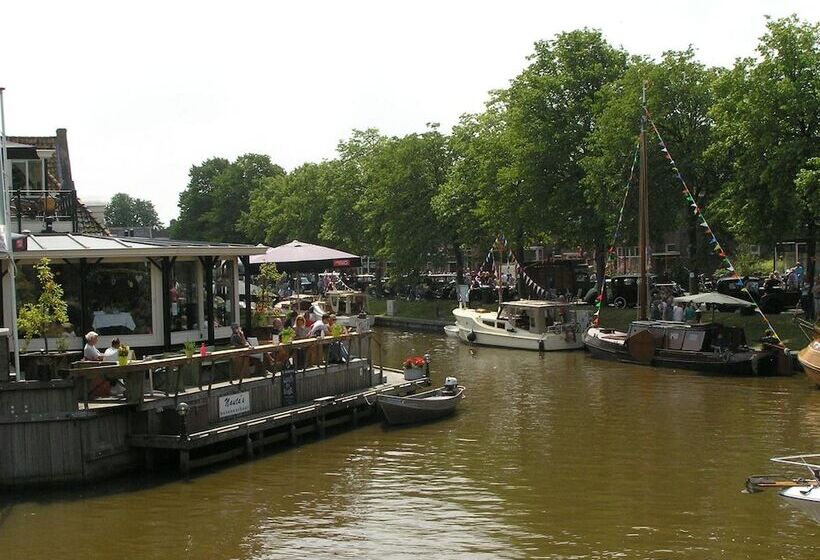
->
82 331 126 396
649 294 698 323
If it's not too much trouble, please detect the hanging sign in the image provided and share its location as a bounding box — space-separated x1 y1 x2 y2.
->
218 391 251 418
332 259 351 267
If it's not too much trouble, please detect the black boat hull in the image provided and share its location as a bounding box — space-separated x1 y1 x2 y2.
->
584 332 777 376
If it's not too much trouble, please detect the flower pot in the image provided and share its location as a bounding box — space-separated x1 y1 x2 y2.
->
404 367 425 380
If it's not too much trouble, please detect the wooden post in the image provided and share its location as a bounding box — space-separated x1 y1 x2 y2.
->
78 258 88 340
205 256 215 345
241 256 253 335
162 257 172 351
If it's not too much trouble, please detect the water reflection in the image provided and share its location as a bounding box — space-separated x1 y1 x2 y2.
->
0 328 818 559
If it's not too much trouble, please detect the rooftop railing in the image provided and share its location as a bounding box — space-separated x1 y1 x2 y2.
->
11 189 78 231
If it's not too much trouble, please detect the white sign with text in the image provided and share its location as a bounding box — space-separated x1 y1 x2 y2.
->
219 391 251 418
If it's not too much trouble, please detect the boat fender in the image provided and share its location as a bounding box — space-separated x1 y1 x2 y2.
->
538 339 545 353
467 331 477 343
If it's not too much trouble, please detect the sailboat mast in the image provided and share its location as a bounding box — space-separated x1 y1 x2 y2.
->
637 81 649 321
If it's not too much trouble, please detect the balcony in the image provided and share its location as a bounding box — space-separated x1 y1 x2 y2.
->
10 189 78 233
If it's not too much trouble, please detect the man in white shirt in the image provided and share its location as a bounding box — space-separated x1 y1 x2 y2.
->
672 303 685 322
308 314 330 337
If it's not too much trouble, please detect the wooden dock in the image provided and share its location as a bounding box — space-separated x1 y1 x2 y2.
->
0 332 426 486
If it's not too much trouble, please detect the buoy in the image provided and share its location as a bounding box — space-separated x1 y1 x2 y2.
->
467 331 477 343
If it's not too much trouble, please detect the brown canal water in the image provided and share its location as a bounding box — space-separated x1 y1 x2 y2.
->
1 328 819 559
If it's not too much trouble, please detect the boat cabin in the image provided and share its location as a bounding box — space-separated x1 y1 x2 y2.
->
325 290 368 317
626 321 748 352
274 294 318 315
494 300 575 334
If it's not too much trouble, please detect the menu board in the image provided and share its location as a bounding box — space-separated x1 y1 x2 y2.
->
281 367 297 407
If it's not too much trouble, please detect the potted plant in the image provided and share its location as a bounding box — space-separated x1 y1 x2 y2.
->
117 344 130 366
17 258 75 380
402 355 427 380
280 327 295 344
183 340 196 359
330 323 345 337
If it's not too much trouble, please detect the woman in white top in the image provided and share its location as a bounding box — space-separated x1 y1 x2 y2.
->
83 331 103 361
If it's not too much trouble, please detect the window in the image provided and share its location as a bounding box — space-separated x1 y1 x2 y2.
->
15 263 82 337
10 160 46 190
212 259 234 328
171 261 199 331
85 263 153 335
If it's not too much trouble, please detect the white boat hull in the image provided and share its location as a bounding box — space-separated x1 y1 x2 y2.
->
451 307 589 351
780 486 820 524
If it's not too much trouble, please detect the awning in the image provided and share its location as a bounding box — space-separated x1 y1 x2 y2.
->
249 240 361 272
673 292 755 307
3 141 39 160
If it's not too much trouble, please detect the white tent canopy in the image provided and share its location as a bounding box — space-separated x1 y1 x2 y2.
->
673 292 755 307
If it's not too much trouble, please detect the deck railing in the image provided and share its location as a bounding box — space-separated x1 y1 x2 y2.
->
11 189 78 231
69 332 373 408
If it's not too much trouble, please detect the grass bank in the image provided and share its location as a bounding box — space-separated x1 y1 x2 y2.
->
370 298 455 321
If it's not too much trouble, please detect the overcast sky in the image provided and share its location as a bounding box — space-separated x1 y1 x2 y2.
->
3 1 818 225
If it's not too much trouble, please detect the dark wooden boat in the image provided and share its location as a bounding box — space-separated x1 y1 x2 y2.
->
377 382 465 425
584 320 780 375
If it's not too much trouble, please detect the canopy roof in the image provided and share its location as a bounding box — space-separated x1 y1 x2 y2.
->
673 292 755 307
3 141 39 160
5 233 267 260
250 240 361 272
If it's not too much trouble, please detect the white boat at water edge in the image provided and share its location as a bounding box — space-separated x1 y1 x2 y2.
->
450 300 592 351
773 454 820 524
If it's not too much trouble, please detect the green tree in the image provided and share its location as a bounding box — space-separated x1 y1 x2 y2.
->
172 154 285 242
582 49 721 287
17 258 69 353
104 193 162 228
709 15 819 267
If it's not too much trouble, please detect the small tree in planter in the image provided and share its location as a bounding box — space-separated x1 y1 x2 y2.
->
255 263 283 326
17 258 69 353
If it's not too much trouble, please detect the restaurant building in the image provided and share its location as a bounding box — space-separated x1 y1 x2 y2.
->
2 233 266 355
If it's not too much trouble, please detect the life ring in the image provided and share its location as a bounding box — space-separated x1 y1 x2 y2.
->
467 331 477 343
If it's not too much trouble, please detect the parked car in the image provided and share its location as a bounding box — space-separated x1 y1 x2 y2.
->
605 275 684 308
714 276 799 314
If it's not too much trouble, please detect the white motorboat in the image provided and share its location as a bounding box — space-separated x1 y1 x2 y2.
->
451 300 592 351
323 290 375 328
746 454 820 524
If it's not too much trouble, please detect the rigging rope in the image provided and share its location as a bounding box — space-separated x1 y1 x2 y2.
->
645 110 784 346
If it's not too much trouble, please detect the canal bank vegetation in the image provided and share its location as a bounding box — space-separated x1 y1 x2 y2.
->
170 16 818 291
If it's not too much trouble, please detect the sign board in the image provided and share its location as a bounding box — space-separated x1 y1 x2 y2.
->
218 391 251 418
332 259 351 267
281 367 297 406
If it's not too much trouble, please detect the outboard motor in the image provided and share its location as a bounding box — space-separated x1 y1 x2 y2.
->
443 376 458 395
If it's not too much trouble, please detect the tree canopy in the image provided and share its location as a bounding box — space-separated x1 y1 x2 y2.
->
104 193 162 228
172 15 819 286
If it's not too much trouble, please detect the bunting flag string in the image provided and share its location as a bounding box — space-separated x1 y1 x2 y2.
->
646 112 784 347
592 140 641 326
494 235 549 298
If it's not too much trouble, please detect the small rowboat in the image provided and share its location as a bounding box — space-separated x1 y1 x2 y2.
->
746 454 820 524
377 378 465 425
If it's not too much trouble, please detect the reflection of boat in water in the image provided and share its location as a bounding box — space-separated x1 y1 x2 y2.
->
746 454 820 524
585 320 780 375
377 377 465 425
452 300 591 351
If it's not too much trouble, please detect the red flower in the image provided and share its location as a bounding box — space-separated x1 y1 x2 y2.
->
402 355 426 369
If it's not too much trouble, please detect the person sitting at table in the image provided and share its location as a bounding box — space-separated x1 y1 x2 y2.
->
283 311 298 329
230 323 251 377
308 313 330 337
83 331 103 361
271 318 284 336
103 338 121 362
